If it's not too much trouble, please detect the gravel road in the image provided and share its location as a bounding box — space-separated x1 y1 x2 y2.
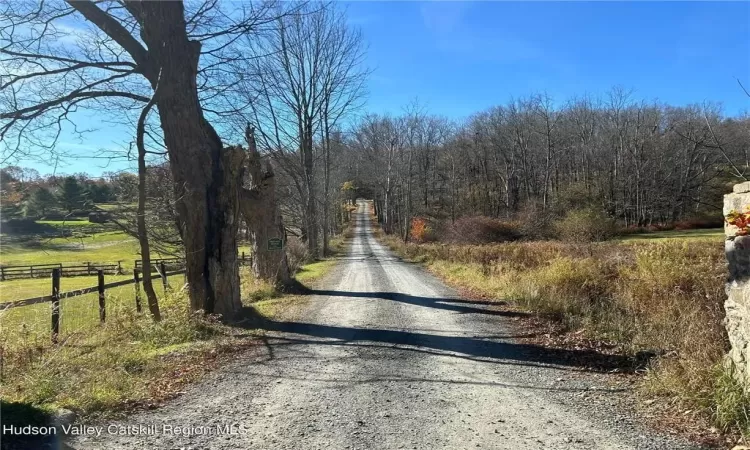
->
65 201 704 450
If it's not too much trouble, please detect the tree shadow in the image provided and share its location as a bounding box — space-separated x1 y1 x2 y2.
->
0 401 59 450
236 308 647 374
294 287 530 318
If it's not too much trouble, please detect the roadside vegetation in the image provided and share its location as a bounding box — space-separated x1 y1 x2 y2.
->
0 209 351 422
1 269 266 421
378 230 748 438
0 254 343 422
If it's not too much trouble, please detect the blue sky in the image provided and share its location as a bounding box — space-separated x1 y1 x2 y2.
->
352 1 750 116
14 1 750 176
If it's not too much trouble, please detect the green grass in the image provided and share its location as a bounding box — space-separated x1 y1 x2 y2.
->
35 219 97 227
0 255 341 421
0 274 133 303
0 275 176 348
618 228 723 242
0 230 181 270
295 259 337 283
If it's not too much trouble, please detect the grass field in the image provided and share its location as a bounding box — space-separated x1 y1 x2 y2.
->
0 275 174 347
0 218 258 349
618 228 724 242
1 232 140 266
0 274 133 302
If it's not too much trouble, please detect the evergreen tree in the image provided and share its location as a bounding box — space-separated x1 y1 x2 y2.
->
25 187 57 217
57 176 89 213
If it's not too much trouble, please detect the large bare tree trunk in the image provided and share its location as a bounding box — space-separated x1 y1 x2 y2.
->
137 3 243 318
241 127 290 285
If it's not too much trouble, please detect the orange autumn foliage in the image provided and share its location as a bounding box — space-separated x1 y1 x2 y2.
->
726 207 750 236
410 217 429 243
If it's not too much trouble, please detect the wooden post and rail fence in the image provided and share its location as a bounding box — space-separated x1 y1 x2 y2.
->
0 253 251 281
0 253 253 343
0 262 123 281
3 267 185 344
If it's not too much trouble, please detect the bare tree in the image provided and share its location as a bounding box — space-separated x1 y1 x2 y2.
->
237 1 368 258
134 73 160 320
241 125 290 285
1 0 285 319
341 90 748 236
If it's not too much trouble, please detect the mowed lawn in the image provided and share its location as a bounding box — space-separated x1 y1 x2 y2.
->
2 216 140 266
2 229 137 263
1 219 169 346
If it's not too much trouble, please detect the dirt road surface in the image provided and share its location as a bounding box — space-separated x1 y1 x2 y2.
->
66 201 702 450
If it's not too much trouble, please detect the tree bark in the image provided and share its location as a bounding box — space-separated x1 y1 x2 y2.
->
241 126 291 285
302 121 319 259
136 3 243 318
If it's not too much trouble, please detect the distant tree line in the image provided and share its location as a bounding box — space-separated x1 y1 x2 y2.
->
0 166 138 219
330 91 749 240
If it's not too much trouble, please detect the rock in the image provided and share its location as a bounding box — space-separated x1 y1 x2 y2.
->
52 408 76 428
724 185 750 387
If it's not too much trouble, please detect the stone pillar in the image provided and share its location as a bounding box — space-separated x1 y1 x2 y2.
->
724 181 750 385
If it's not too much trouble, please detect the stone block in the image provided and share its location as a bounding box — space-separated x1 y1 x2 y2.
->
724 184 750 386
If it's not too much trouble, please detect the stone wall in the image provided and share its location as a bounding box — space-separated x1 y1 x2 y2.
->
724 181 750 385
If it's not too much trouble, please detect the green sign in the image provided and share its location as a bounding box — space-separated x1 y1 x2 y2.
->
267 238 284 251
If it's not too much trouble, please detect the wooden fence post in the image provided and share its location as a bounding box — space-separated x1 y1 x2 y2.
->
117 261 122 275
30 265 34 278
160 262 168 291
133 269 142 313
97 270 105 323
1 266 4 281
51 268 60 344
87 262 91 276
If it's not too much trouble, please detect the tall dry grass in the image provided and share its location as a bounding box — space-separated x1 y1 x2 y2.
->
383 236 748 436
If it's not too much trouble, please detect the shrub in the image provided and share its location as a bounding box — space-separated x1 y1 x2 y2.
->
555 207 616 243
410 217 429 243
516 202 555 240
552 182 599 215
674 215 724 230
442 216 521 244
410 217 438 243
285 237 309 273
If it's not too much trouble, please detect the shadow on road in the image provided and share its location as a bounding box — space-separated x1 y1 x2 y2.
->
237 307 646 374
306 289 529 318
